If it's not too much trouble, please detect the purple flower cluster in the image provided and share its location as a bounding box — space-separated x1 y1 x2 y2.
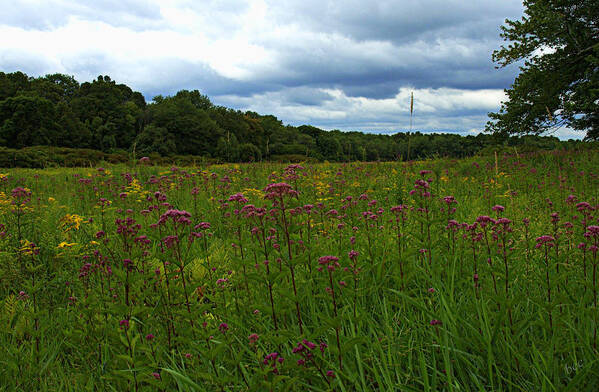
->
292 339 327 366
263 352 284 373
535 235 556 249
264 182 299 200
318 255 340 272
157 209 192 226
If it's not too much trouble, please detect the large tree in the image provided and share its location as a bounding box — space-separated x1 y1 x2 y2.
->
0 95 58 148
146 93 223 156
487 0 599 140
71 76 145 151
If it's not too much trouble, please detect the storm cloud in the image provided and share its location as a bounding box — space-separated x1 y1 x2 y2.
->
0 0 581 139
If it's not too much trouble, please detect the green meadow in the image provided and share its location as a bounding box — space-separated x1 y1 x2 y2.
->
1 149 598 391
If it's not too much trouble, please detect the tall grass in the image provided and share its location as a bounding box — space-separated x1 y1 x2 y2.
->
0 150 598 390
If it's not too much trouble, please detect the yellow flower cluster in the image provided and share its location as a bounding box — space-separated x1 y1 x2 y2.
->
242 188 264 201
313 180 328 196
0 192 10 209
124 179 150 202
19 239 37 255
60 213 85 232
57 241 77 249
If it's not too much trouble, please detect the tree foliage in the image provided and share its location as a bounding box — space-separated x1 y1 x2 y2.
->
487 0 599 140
0 70 590 162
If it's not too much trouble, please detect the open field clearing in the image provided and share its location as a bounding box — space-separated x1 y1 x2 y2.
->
1 150 599 390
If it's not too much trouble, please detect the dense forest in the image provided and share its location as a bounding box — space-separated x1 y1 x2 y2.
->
0 71 590 163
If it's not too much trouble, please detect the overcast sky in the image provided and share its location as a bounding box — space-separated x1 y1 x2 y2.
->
0 0 584 139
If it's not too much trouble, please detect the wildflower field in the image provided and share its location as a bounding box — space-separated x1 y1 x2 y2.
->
1 149 599 391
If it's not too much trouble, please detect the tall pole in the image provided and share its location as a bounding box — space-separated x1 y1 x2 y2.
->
407 92 413 161
410 92 414 131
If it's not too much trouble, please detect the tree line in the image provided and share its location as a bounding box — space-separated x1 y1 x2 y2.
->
0 71 589 163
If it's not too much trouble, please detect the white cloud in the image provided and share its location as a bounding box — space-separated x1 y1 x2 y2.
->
0 13 275 82
0 0 557 137
215 86 506 132
548 127 586 140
